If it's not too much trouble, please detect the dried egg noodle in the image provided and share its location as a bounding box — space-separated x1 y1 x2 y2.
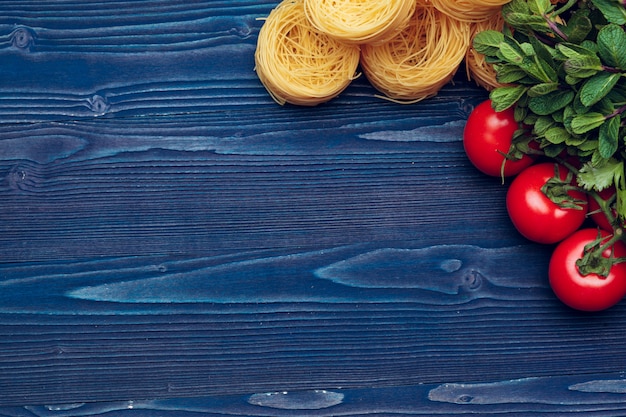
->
429 0 509 22
360 0 471 102
254 0 360 106
303 0 416 44
465 13 506 90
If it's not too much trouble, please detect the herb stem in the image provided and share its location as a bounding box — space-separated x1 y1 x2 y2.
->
544 16 568 40
553 0 579 16
609 104 626 119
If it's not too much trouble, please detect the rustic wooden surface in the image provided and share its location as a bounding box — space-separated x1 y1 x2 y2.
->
2 1 626 415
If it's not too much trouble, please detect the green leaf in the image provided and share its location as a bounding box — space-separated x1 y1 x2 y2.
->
570 112 606 134
606 85 626 103
496 64 529 83
577 158 624 191
533 115 556 135
591 0 626 24
514 54 558 83
529 35 557 67
523 112 538 126
543 143 566 157
580 40 598 53
564 74 582 85
503 0 530 15
504 13 550 33
544 126 571 144
528 82 560 97
490 85 528 111
565 134 588 147
556 43 597 59
596 96 617 114
597 24 626 69
537 56 559 82
473 30 505 57
528 0 552 15
552 110 564 123
520 42 535 56
528 90 574 115
579 72 621 107
599 115 621 158
561 11 593 44
572 93 591 115
498 37 526 65
563 55 603 78
514 104 528 122
577 139 599 151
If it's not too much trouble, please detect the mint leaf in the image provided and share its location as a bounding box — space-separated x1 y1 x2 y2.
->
496 64 529 83
570 112 606 134
498 37 526 65
563 55 603 78
597 24 626 69
556 43 597 59
528 90 574 115
490 85 528 111
473 30 504 57
528 0 552 15
591 0 626 24
579 72 621 107
561 11 593 44
504 12 552 34
599 115 621 158
533 115 556 135
565 134 588 147
503 0 531 15
544 126 571 144
528 82 560 97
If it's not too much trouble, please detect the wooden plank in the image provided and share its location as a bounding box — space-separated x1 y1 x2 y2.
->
0 83 508 264
2 375 626 416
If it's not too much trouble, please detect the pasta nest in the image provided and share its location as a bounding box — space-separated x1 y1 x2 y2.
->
254 0 360 106
465 12 507 90
360 0 471 102
303 0 416 44
429 0 509 22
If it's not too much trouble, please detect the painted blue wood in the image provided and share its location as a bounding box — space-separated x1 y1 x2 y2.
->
2 0 626 415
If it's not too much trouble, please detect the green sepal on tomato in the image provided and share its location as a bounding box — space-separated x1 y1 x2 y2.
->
506 162 588 244
549 228 626 312
463 99 534 177
587 186 622 233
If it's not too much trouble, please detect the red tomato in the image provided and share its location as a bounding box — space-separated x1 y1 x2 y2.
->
463 99 533 177
588 186 619 232
506 162 588 244
549 228 626 311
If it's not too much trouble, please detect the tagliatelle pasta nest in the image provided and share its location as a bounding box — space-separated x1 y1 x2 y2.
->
254 0 360 106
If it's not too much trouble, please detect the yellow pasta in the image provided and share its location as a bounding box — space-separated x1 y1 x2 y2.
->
254 0 360 106
360 0 471 103
430 0 509 22
303 0 416 45
465 13 506 90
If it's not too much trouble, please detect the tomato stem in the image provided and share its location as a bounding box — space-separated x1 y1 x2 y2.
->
576 229 626 277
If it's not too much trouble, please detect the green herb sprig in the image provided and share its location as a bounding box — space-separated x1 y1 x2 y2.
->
474 0 626 220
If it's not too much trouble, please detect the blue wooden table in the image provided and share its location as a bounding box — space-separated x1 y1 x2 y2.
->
2 1 626 415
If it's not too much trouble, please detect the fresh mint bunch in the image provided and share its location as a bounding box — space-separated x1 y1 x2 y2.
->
474 0 626 220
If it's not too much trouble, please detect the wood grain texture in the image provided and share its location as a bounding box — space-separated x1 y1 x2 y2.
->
2 0 626 415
